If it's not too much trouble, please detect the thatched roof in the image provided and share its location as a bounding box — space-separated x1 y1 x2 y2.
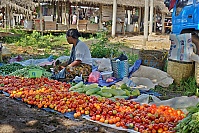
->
0 0 169 13
0 0 37 14
40 0 169 13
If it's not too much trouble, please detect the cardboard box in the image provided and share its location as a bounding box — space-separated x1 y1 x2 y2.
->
57 23 68 30
87 24 98 31
69 24 77 29
44 21 56 30
78 24 87 31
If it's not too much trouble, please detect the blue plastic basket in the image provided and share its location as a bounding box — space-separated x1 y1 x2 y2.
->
111 60 129 79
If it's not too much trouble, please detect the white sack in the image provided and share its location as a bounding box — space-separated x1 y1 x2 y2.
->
131 65 174 87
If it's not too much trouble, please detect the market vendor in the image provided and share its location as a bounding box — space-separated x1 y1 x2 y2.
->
53 29 92 82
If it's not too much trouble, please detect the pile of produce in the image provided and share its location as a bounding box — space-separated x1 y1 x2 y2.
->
0 63 24 75
69 82 140 100
0 76 186 133
8 65 52 78
175 102 199 133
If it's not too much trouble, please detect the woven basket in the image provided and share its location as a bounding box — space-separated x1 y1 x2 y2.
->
111 60 129 79
139 50 167 70
167 59 194 85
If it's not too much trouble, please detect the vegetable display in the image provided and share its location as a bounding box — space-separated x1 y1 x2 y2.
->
8 65 52 78
69 82 140 99
175 103 199 133
0 76 185 133
0 63 24 75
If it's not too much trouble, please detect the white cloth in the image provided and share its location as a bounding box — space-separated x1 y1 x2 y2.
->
75 40 92 66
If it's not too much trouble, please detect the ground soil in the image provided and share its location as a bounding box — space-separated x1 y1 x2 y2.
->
0 34 171 133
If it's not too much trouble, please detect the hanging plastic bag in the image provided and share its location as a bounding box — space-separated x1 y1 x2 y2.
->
88 71 100 83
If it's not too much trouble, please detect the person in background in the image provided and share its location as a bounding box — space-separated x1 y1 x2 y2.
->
72 13 77 25
54 29 92 82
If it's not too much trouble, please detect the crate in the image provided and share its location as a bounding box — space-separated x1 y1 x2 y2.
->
34 19 44 30
87 24 99 31
69 24 77 29
78 24 87 31
44 21 56 30
57 23 68 30
28 69 43 78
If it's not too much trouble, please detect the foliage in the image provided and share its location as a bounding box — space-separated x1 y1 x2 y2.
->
126 53 139 65
90 31 122 58
153 76 198 99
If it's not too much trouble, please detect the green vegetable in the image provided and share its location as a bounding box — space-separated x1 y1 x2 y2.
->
131 89 140 96
73 88 84 93
83 83 99 92
101 88 126 96
0 63 24 75
97 91 112 98
86 87 101 95
69 81 84 91
8 65 51 78
175 103 199 133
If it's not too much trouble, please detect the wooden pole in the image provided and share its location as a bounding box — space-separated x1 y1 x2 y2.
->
61 0 62 23
143 0 149 46
162 13 165 34
39 0 43 35
149 0 154 35
57 0 60 23
5 4 8 31
127 10 131 25
2 7 5 28
154 7 157 33
138 7 142 33
112 0 117 38
99 4 102 30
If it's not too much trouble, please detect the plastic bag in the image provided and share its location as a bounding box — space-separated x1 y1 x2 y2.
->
88 71 100 83
131 65 174 87
96 58 112 72
51 68 66 80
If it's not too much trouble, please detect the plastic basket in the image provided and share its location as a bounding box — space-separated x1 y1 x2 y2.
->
111 60 129 79
28 69 43 78
139 50 168 70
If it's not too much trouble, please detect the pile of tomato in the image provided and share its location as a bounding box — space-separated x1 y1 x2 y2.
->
0 76 186 133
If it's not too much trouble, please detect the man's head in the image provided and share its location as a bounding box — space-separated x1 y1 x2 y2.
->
66 29 80 44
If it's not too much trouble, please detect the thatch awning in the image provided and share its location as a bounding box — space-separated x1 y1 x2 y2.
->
0 0 169 14
37 0 169 13
0 0 37 14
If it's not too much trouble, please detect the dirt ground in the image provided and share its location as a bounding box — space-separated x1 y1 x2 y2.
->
0 93 128 133
0 34 171 133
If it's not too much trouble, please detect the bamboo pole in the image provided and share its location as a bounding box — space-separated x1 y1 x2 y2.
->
138 7 141 33
39 0 43 35
99 4 102 30
112 0 117 38
127 10 131 25
154 7 157 33
149 0 154 35
162 13 165 34
143 0 149 46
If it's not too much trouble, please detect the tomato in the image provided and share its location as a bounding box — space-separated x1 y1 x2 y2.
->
134 116 141 123
115 122 121 127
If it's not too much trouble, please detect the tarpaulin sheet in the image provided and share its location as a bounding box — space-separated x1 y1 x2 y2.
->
42 108 76 120
82 115 139 133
